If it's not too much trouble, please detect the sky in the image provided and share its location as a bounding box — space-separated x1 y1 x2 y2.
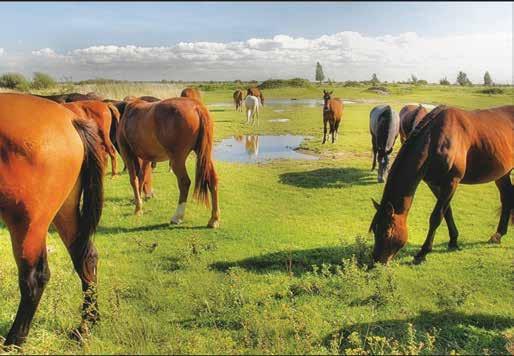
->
0 1 512 83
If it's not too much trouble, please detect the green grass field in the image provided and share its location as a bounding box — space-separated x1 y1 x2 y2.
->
0 84 513 354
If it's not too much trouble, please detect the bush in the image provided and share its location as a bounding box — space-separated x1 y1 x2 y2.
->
366 86 390 94
477 88 504 95
258 78 312 89
31 72 56 90
0 72 30 91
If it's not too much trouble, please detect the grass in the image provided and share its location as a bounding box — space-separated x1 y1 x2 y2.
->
0 83 513 354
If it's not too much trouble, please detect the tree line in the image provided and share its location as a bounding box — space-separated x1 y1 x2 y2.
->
0 72 56 91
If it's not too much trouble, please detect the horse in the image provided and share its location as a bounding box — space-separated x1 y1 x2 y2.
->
369 105 400 183
321 90 344 144
244 95 260 126
116 97 220 228
34 92 102 103
233 89 244 112
245 135 259 157
247 87 264 106
370 105 514 264
399 104 431 143
181 87 202 101
0 93 104 346
62 100 120 177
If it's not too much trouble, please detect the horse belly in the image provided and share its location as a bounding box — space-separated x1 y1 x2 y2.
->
461 146 512 184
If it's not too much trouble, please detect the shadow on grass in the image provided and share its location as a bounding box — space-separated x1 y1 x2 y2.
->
97 223 210 234
279 167 375 188
324 310 514 354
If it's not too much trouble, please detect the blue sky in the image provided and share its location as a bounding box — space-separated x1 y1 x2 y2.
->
0 2 512 82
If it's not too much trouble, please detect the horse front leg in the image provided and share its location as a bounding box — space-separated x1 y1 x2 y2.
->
427 183 459 250
414 178 459 264
371 135 377 171
322 119 327 144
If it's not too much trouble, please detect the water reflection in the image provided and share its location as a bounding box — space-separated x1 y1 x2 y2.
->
214 135 318 163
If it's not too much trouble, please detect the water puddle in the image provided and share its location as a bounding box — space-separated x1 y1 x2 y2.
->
208 99 356 108
268 118 289 123
214 135 317 163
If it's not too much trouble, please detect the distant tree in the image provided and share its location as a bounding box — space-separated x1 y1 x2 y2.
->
483 71 493 86
439 77 450 85
456 71 472 86
417 79 428 85
315 62 325 84
0 72 30 91
31 72 56 90
410 74 418 84
371 73 379 86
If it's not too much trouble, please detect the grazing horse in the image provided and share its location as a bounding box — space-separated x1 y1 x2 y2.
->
399 104 431 143
181 87 202 101
369 105 400 182
321 90 344 144
370 105 514 264
244 95 260 126
63 100 120 177
233 89 244 112
247 87 264 106
116 97 220 228
0 93 104 346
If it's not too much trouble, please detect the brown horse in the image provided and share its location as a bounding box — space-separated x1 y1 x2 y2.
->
322 90 344 144
181 87 202 101
399 104 429 143
63 100 120 177
0 93 104 346
247 87 264 106
34 92 103 103
123 96 161 103
233 89 244 112
116 97 220 228
370 105 514 264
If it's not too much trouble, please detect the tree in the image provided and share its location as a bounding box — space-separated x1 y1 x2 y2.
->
439 77 450 85
0 72 30 91
456 71 472 86
410 74 418 84
371 73 379 86
32 72 56 90
483 71 492 86
315 62 325 84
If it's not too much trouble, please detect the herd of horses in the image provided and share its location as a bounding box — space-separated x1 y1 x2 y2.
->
0 85 512 346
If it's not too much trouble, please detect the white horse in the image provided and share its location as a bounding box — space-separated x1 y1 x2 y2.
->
245 95 260 126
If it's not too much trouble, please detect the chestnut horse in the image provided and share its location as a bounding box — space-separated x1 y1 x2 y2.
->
34 92 103 103
369 105 400 182
123 95 161 103
370 105 514 264
0 93 104 346
63 100 120 177
399 104 430 143
116 97 220 227
322 90 344 144
233 89 244 112
247 87 264 106
181 87 202 101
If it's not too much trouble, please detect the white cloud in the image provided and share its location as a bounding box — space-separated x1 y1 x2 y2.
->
0 48 4 56
11 31 514 83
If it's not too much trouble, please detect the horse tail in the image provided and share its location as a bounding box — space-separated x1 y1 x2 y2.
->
72 119 104 244
107 102 120 154
194 104 217 207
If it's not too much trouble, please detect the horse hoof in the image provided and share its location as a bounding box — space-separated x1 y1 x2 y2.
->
447 243 460 251
207 219 220 229
170 216 183 225
135 209 143 216
488 233 502 244
413 255 426 265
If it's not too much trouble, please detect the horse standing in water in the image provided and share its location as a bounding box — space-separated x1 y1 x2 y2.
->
0 93 104 346
116 97 220 228
369 105 400 182
370 105 514 264
399 104 432 143
321 90 343 144
181 87 202 101
247 87 264 106
244 95 260 126
63 100 120 177
233 89 244 112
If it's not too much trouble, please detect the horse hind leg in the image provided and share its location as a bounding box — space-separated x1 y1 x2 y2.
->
169 157 191 225
489 174 513 244
119 138 143 215
4 216 51 346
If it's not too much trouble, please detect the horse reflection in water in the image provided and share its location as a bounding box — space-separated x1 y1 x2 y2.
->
244 135 260 157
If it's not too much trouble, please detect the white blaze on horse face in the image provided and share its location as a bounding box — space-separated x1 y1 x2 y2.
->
171 202 187 224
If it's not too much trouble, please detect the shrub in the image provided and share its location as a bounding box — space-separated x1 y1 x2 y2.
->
31 72 56 90
477 88 504 95
0 72 30 91
439 77 451 85
258 78 312 89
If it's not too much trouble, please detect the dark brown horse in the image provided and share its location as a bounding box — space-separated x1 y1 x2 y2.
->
181 87 202 101
0 93 104 346
233 89 244 112
370 105 514 264
63 100 120 177
399 104 429 143
322 90 343 144
247 87 264 106
116 97 220 228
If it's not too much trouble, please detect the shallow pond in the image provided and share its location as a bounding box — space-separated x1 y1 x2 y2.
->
214 135 317 163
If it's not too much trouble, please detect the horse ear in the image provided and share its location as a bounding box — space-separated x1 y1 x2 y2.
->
385 201 395 216
372 198 380 210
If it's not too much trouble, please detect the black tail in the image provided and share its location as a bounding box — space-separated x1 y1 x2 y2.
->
72 119 105 242
107 103 121 154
